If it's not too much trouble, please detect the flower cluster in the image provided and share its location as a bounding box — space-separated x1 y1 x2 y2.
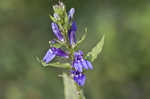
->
42 2 93 86
71 50 93 86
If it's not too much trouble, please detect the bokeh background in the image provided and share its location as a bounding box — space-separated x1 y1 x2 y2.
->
0 0 150 99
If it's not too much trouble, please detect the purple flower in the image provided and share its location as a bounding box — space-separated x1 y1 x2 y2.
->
52 47 69 58
73 61 83 72
50 40 56 44
43 47 68 64
51 22 64 42
71 70 86 86
68 21 77 46
71 21 77 31
71 50 93 86
68 8 75 21
43 49 56 64
72 50 93 71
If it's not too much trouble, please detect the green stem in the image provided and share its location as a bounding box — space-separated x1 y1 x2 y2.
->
75 83 82 99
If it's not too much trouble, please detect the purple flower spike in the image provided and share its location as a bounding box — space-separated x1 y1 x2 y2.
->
68 8 75 21
51 22 64 42
86 60 93 70
43 49 56 64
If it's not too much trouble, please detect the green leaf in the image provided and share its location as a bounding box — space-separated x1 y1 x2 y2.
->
36 57 70 68
86 35 104 62
63 73 86 99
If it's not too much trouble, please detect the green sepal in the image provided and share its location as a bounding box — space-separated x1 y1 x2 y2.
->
49 15 57 23
63 11 69 33
36 57 70 69
57 22 64 33
53 43 62 48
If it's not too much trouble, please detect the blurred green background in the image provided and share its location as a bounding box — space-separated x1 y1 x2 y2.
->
0 0 150 99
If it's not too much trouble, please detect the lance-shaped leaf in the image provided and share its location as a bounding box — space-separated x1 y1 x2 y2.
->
63 73 86 99
86 35 104 62
36 57 70 68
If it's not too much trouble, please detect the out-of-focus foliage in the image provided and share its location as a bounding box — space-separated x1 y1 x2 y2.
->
0 0 150 99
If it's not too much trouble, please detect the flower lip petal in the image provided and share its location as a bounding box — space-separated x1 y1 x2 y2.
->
79 74 86 86
73 72 86 86
81 59 88 70
73 61 83 72
71 70 86 86
86 60 93 70
77 61 83 72
43 49 56 64
43 49 52 61
45 53 56 64
73 62 79 71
